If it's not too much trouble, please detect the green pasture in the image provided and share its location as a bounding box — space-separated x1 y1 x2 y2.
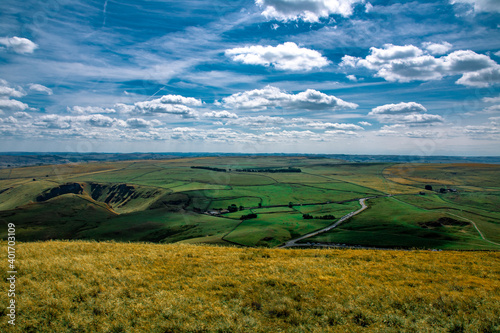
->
306 196 500 250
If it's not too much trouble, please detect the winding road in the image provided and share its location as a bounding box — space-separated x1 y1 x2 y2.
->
279 198 369 248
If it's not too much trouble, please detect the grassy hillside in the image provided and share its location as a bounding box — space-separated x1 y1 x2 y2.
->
0 157 499 249
1 241 498 332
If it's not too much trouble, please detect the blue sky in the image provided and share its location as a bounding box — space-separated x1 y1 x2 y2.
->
1 0 500 155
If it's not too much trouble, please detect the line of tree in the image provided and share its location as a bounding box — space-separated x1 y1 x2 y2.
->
240 213 257 220
303 214 336 220
191 166 226 172
234 167 301 173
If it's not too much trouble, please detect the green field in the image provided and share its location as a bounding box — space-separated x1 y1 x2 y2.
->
0 157 499 249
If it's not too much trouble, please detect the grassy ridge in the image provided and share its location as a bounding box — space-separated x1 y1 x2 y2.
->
1 241 498 332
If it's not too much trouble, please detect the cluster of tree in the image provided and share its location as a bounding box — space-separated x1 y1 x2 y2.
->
228 204 238 212
190 166 226 172
302 214 336 220
240 213 257 220
425 185 457 193
234 167 301 173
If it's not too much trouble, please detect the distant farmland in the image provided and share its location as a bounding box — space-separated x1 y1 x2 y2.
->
0 156 499 249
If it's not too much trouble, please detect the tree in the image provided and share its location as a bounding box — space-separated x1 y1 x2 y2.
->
302 214 313 220
425 185 433 191
439 188 447 193
239 205 244 211
288 202 293 208
258 203 262 208
228 204 238 212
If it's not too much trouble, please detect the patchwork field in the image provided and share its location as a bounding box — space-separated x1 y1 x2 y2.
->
0 156 499 249
0 241 498 332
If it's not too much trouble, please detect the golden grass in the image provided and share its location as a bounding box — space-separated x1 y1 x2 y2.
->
1 241 499 332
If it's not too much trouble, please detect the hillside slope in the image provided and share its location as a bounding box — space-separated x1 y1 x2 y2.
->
1 241 498 332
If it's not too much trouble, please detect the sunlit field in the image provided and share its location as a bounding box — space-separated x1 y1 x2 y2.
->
1 241 498 332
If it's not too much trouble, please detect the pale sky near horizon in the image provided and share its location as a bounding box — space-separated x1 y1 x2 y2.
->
1 0 500 155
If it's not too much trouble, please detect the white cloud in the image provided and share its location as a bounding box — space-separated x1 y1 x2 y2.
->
483 105 500 113
68 106 116 114
225 42 330 71
370 102 427 115
0 99 29 112
346 74 357 81
495 51 500 57
455 66 500 87
450 0 500 13
85 114 116 127
255 0 366 22
133 95 200 118
220 85 357 111
325 130 360 136
154 94 203 106
369 102 444 125
422 42 452 55
34 115 72 129
0 116 17 124
358 121 372 126
0 79 26 99
483 96 500 103
125 118 162 128
463 124 499 138
13 111 32 119
304 121 364 130
203 111 239 119
69 94 203 119
0 37 38 54
28 84 53 95
226 115 288 128
342 44 500 87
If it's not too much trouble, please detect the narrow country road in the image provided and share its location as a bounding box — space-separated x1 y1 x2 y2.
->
279 198 369 248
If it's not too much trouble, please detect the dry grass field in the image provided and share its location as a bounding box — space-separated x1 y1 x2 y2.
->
1 241 499 332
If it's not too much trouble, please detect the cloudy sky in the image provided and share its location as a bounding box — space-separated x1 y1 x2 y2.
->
1 0 500 155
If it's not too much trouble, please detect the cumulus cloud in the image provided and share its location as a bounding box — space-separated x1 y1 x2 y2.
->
85 114 116 127
220 85 357 111
450 0 500 13
358 121 372 126
203 111 239 119
13 111 32 119
370 102 428 115
346 74 358 81
0 99 29 112
34 115 72 129
255 0 366 22
422 42 452 55
29 84 53 95
133 95 201 118
125 118 162 128
31 113 165 130
341 44 500 87
369 102 444 125
225 42 330 71
0 79 26 99
0 37 38 54
69 94 202 119
483 95 500 103
153 94 203 106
